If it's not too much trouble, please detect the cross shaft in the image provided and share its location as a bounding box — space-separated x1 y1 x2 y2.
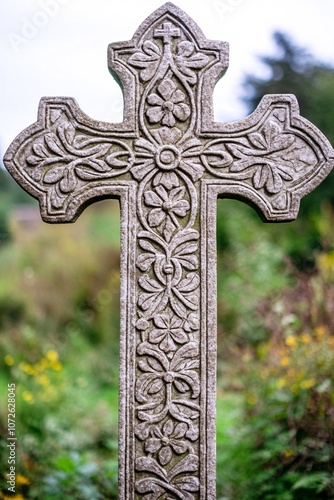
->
4 3 334 499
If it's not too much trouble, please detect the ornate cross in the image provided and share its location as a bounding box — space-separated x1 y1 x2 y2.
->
4 3 334 498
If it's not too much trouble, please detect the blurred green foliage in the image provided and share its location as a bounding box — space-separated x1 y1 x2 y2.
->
216 200 334 499
0 200 120 498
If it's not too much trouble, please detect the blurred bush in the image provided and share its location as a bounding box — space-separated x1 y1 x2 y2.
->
0 200 120 498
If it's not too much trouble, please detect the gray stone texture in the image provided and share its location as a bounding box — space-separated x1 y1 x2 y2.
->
4 3 334 498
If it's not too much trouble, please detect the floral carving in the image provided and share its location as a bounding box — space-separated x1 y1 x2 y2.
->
145 419 190 465
136 229 199 276
136 342 200 434
226 119 317 194
138 269 199 320
146 79 190 127
132 27 206 486
26 117 133 208
144 185 190 240
149 311 188 355
132 127 204 188
135 454 199 498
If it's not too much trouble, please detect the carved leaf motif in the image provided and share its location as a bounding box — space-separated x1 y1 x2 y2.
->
248 131 267 149
171 271 200 316
173 476 200 492
26 119 133 205
128 40 161 82
168 454 199 481
177 272 199 293
225 119 317 194
135 456 167 479
148 378 165 395
135 454 199 499
45 133 65 156
59 167 77 193
175 41 210 85
44 165 65 184
200 144 234 174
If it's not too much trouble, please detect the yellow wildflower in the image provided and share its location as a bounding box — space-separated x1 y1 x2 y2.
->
36 374 49 386
290 384 299 393
285 335 297 348
16 473 30 485
247 394 258 405
51 361 62 371
280 356 290 367
300 378 315 389
46 350 59 362
22 391 34 403
301 333 311 344
19 362 36 375
315 325 326 340
4 355 14 366
34 358 48 372
3 495 25 500
283 449 294 459
277 378 287 389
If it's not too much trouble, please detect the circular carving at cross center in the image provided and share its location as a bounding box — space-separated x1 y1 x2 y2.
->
156 145 181 171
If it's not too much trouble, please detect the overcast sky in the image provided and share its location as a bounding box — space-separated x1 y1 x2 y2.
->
1 0 334 157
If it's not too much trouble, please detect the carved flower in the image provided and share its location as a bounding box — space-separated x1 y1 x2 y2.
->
144 185 190 237
145 419 188 466
175 41 210 85
132 127 204 188
146 79 190 127
149 312 188 354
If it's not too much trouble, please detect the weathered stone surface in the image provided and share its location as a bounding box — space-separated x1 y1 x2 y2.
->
4 3 334 498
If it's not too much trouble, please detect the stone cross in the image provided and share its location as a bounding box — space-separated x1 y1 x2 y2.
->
4 3 334 498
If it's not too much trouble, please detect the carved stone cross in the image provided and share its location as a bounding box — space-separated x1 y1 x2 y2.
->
4 3 334 498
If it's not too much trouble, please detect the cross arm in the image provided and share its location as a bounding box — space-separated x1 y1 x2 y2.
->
3 96 137 223
200 93 334 221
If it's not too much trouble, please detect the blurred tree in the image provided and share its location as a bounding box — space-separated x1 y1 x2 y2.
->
243 32 334 212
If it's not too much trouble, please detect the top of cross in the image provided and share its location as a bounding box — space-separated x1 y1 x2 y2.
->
4 1 334 225
154 22 181 44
